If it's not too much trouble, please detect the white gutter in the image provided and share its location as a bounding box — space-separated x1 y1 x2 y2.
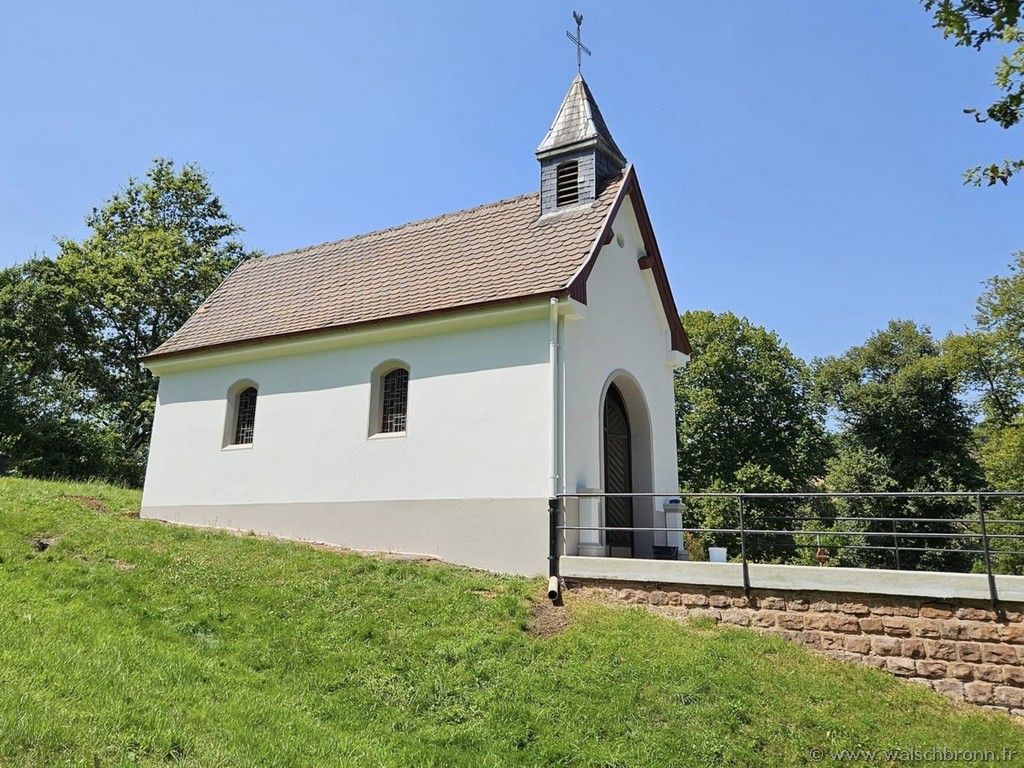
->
549 297 560 499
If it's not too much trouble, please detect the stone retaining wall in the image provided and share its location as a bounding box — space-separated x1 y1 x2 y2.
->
566 579 1024 715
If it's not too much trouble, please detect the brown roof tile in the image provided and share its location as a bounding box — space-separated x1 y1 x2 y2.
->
145 175 623 360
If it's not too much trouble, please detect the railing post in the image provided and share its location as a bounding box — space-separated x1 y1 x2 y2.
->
892 518 901 571
548 497 560 578
976 493 1000 612
738 495 750 597
548 497 561 594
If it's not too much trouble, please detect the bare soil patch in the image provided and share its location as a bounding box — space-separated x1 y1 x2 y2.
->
526 592 572 638
31 536 60 552
66 495 107 513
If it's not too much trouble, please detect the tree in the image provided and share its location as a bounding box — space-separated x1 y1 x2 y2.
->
814 320 984 570
945 254 1024 572
922 1 1024 184
0 159 256 484
675 311 828 560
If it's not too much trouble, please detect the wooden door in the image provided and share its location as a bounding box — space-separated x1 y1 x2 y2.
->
604 384 633 556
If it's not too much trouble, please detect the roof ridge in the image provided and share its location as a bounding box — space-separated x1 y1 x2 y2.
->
253 190 541 266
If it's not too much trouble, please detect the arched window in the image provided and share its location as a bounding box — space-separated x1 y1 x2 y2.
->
380 368 409 433
233 386 258 445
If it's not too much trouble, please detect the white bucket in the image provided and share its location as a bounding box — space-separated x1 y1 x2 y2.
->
708 547 728 563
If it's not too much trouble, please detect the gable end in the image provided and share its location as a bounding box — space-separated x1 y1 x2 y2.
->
567 166 691 355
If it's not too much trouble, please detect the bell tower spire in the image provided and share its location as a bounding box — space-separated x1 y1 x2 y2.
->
537 14 626 215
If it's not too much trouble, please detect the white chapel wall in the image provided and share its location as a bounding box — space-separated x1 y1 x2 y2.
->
141 313 554 574
561 194 683 557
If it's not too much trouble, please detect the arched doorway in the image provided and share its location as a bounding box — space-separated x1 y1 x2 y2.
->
604 383 634 557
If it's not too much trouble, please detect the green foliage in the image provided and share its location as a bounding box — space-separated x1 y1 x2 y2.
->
675 311 827 561
2 477 1021 766
814 320 982 491
0 159 254 485
945 254 1024 572
675 311 827 491
814 321 983 570
921 1 1024 184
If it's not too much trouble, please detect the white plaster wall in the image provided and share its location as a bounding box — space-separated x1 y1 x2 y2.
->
142 317 552 508
561 194 682 556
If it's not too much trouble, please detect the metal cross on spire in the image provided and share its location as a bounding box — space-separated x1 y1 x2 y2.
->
566 11 591 73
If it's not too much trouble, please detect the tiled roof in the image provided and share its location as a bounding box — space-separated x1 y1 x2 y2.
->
536 73 626 165
145 175 623 360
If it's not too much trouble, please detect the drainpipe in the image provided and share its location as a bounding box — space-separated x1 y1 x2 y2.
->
549 297 560 499
548 297 561 601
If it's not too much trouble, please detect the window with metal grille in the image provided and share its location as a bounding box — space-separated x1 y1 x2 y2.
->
233 386 257 444
556 161 579 207
380 368 408 433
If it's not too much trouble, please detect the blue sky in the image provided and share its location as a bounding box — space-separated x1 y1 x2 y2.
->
1 1 1020 362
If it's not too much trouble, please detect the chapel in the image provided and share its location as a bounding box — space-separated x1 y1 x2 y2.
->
141 70 689 575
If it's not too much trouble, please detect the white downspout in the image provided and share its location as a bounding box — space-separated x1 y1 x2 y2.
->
548 296 561 601
549 297 560 498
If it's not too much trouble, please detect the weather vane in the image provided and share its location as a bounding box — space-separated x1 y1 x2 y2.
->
566 11 591 73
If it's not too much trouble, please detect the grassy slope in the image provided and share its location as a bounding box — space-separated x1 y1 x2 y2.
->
0 478 1022 767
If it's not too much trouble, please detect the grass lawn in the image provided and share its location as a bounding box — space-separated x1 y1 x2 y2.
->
1 477 1022 767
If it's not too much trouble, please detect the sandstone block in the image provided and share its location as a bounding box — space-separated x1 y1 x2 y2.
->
920 603 954 619
895 605 920 618
709 594 731 608
778 614 804 630
838 602 870 616
932 679 965 699
949 662 974 680
862 656 887 670
871 636 902 656
1001 624 1024 644
974 664 1004 683
731 596 750 608
668 592 683 607
915 620 941 639
844 636 871 654
859 618 884 634
981 644 1017 665
811 600 836 612
820 634 844 652
994 686 1024 709
964 680 994 705
903 639 926 659
788 599 810 612
940 622 968 640
870 604 895 616
959 643 983 662
916 660 947 678
831 615 861 634
966 623 1002 642
886 657 917 676
750 613 776 629
721 609 750 626
882 617 913 637
955 606 995 622
804 614 830 631
924 640 957 661
797 631 820 648
650 590 668 606
617 589 634 601
681 594 708 607
1003 666 1024 686
758 596 785 611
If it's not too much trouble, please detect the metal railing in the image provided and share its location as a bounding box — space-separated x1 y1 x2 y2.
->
549 491 1024 609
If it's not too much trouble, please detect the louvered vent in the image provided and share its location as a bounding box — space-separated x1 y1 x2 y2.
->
556 161 579 207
